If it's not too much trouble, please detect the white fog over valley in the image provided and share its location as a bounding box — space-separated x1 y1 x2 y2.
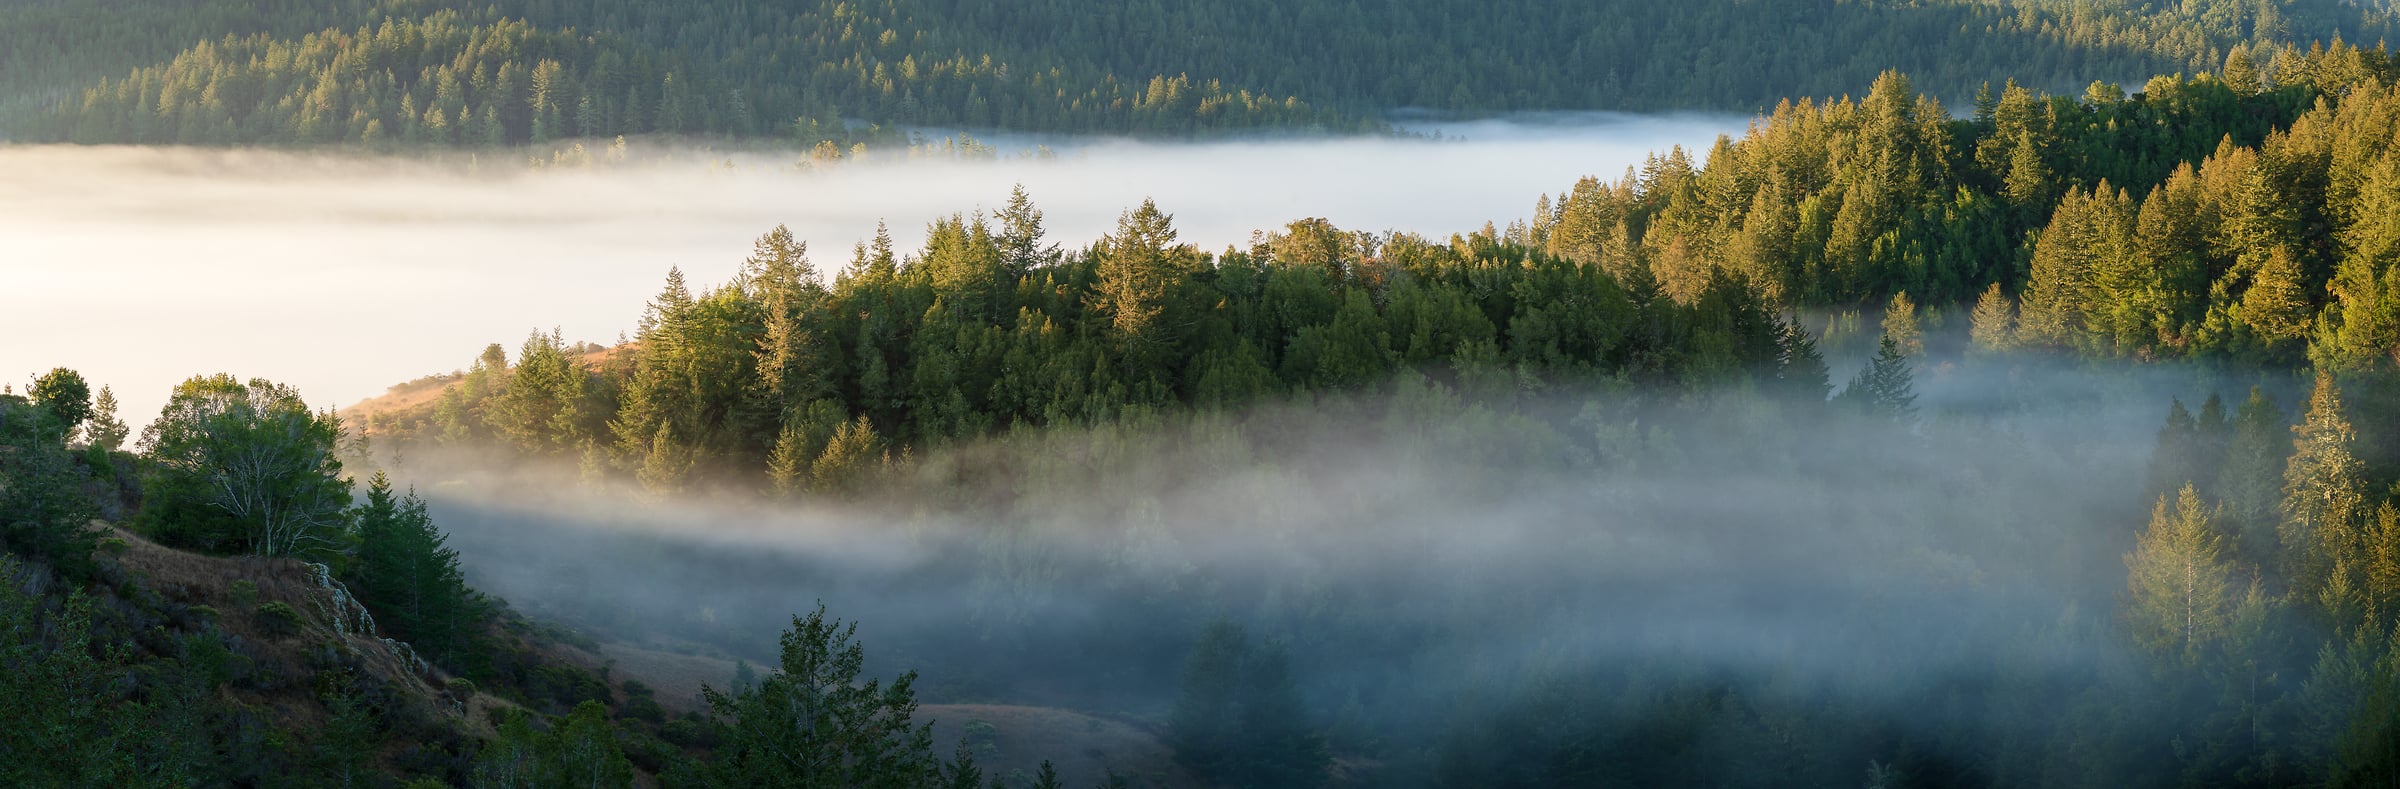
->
0 115 1738 426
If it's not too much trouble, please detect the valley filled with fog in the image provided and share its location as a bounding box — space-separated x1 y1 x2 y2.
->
0 115 1736 427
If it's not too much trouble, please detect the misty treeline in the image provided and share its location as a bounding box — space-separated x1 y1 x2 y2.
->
315 51 2400 786
366 47 2400 495
14 0 2400 146
0 371 1098 786
1530 45 2400 367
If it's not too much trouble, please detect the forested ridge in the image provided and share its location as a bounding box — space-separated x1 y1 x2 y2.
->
355 43 2400 482
18 16 2400 787
14 0 2400 146
323 48 2400 784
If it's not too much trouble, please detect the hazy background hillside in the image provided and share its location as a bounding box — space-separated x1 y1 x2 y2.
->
9 0 2400 145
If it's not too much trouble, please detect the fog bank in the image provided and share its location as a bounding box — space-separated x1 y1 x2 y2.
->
370 354 2251 783
0 114 1736 428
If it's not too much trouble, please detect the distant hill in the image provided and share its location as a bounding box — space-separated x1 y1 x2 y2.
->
10 0 2398 145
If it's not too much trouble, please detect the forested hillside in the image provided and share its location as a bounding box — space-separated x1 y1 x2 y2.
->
352 44 2400 487
18 3 2400 782
13 0 2400 145
312 50 2400 783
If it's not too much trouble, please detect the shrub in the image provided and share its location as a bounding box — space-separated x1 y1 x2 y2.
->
228 580 258 610
254 601 302 637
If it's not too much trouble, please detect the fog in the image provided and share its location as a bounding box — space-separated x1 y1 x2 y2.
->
0 113 1736 429
382 348 2269 782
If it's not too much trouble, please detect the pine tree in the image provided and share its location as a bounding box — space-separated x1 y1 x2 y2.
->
1881 291 1922 357
748 226 826 421
700 604 942 788
2284 373 2371 623
1771 317 1832 403
1170 620 1249 781
350 472 485 669
2125 485 2235 662
1093 198 1183 342
997 184 1057 282
810 416 884 494
1842 335 1918 420
83 385 127 452
1236 639 1329 788
2239 246 2313 352
2223 44 2263 95
767 421 814 498
2149 398 2200 500
489 328 585 455
1968 283 2016 353
2218 387 2287 565
637 423 694 496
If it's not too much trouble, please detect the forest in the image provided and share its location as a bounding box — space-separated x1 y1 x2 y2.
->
12 0 2400 785
11 0 2400 146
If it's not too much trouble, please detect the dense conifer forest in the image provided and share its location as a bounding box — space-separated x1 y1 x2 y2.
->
11 0 2400 145
16 0 2400 786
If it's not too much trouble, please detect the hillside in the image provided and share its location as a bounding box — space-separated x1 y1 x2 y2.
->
13 0 2400 145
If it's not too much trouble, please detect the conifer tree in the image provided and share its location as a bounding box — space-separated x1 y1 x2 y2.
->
2283 373 2371 622
699 604 943 788
2240 246 2314 352
83 385 127 452
637 423 694 496
1842 335 1918 420
2223 44 2263 95
1968 283 2016 353
350 472 485 669
997 184 1058 282
810 416 885 494
1169 621 1327 787
2149 398 2201 500
2126 485 2235 662
489 328 585 455
1771 317 1832 403
2219 387 2287 565
1093 198 1184 343
1881 291 1922 357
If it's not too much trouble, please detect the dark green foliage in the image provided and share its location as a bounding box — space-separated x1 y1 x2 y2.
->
1170 621 1328 788
0 394 101 581
337 54 2400 490
1840 335 1918 420
317 684 386 788
138 374 351 558
470 702 635 789
28 368 91 435
350 472 489 673
255 600 304 637
0 557 141 784
379 199 1820 489
84 385 129 453
697 604 944 788
17 0 2400 144
42 14 763 148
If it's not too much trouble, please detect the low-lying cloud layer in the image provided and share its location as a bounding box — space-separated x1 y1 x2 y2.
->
0 114 1736 429
390 355 2251 779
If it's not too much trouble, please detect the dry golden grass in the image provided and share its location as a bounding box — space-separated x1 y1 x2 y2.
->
339 373 460 429
340 342 635 433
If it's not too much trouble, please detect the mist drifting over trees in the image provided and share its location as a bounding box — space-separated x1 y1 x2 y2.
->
11 0 2400 785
